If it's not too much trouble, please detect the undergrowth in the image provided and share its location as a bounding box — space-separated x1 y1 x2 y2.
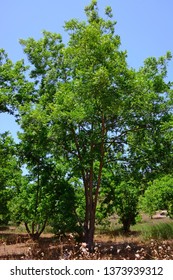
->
135 222 173 240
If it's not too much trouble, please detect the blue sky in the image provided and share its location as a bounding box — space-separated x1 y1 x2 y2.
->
1 0 173 140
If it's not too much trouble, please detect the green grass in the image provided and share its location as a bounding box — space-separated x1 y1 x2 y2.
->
96 214 173 242
132 221 173 241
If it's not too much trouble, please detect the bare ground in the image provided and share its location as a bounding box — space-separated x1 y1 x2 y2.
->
0 227 173 260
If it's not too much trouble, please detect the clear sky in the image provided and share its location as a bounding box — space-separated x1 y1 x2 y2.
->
1 0 173 140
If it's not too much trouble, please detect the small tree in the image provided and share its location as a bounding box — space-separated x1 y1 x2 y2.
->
140 175 173 218
9 174 52 239
98 169 140 233
113 181 139 232
9 169 81 240
8 106 82 239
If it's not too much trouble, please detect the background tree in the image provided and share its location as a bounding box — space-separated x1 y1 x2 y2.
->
140 175 173 218
98 164 140 232
0 49 34 115
0 132 21 224
9 164 81 240
9 105 82 240
126 53 173 188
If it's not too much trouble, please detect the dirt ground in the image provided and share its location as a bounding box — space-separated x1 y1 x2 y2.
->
1 226 173 260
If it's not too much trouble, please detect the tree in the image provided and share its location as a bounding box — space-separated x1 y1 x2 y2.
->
9 105 82 240
125 53 173 187
9 165 81 240
16 0 172 250
140 175 173 218
113 181 139 232
2 0 172 251
98 164 140 232
47 1 136 249
0 132 21 224
16 1 134 249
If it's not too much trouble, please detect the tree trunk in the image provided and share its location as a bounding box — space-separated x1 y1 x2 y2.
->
24 220 47 240
83 193 96 252
87 210 95 252
122 219 131 233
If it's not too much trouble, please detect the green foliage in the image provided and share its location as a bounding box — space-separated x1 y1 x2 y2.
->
100 178 140 232
50 182 84 237
97 164 140 232
0 132 21 224
9 171 82 236
49 0 136 246
140 175 173 218
0 49 34 114
9 176 51 225
113 181 139 232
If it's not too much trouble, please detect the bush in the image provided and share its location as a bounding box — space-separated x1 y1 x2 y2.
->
140 175 173 218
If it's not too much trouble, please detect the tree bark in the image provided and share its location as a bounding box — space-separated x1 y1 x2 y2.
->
24 220 47 240
83 115 106 251
83 199 96 252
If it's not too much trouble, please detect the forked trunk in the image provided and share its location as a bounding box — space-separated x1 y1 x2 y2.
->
24 220 47 240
